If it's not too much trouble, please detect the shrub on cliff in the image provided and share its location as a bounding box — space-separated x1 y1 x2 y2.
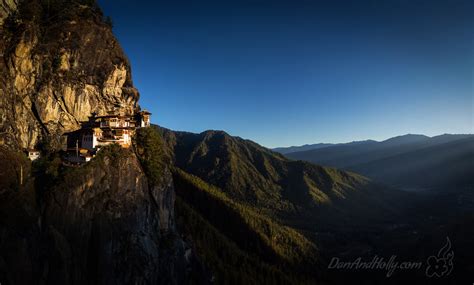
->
0 147 31 191
32 152 63 198
134 128 170 187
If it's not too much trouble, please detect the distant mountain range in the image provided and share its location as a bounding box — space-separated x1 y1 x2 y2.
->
276 134 474 190
159 127 398 221
157 126 414 282
272 140 377 154
273 143 336 154
159 128 474 283
1 0 472 283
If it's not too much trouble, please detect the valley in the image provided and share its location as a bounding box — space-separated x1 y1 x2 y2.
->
160 127 474 284
0 0 472 284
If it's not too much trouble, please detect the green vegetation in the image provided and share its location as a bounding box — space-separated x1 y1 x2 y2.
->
176 196 296 285
60 144 125 187
173 169 320 284
31 151 70 197
134 127 170 186
0 147 32 191
158 127 415 282
31 144 127 194
159 127 374 219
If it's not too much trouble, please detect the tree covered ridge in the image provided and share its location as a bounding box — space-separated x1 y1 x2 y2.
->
158 126 379 218
156 126 402 283
173 169 321 284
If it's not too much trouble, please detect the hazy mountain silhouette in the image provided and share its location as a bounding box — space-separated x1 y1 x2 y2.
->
273 140 378 154
283 134 474 190
273 143 335 154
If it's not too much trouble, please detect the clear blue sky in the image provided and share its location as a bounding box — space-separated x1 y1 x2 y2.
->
98 0 473 148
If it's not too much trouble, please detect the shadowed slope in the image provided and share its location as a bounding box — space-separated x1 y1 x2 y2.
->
159 126 404 225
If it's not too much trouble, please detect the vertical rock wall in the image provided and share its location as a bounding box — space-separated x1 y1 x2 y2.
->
0 0 139 150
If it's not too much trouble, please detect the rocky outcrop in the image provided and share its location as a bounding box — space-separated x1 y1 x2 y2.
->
0 0 139 150
0 2 208 284
0 0 17 24
0 146 203 285
40 148 187 284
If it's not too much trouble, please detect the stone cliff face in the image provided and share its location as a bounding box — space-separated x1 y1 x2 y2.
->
0 1 207 284
0 147 197 284
0 0 139 150
41 148 185 284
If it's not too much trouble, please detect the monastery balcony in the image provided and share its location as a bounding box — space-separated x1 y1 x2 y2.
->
98 137 123 142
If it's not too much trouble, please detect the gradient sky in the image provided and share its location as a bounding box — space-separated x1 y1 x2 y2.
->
98 0 473 148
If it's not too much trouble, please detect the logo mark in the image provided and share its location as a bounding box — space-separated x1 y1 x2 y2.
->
426 237 454 277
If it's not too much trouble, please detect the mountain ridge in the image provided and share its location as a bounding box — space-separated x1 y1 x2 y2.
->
160 126 474 283
273 133 472 155
283 133 474 190
0 1 472 283
157 125 406 224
